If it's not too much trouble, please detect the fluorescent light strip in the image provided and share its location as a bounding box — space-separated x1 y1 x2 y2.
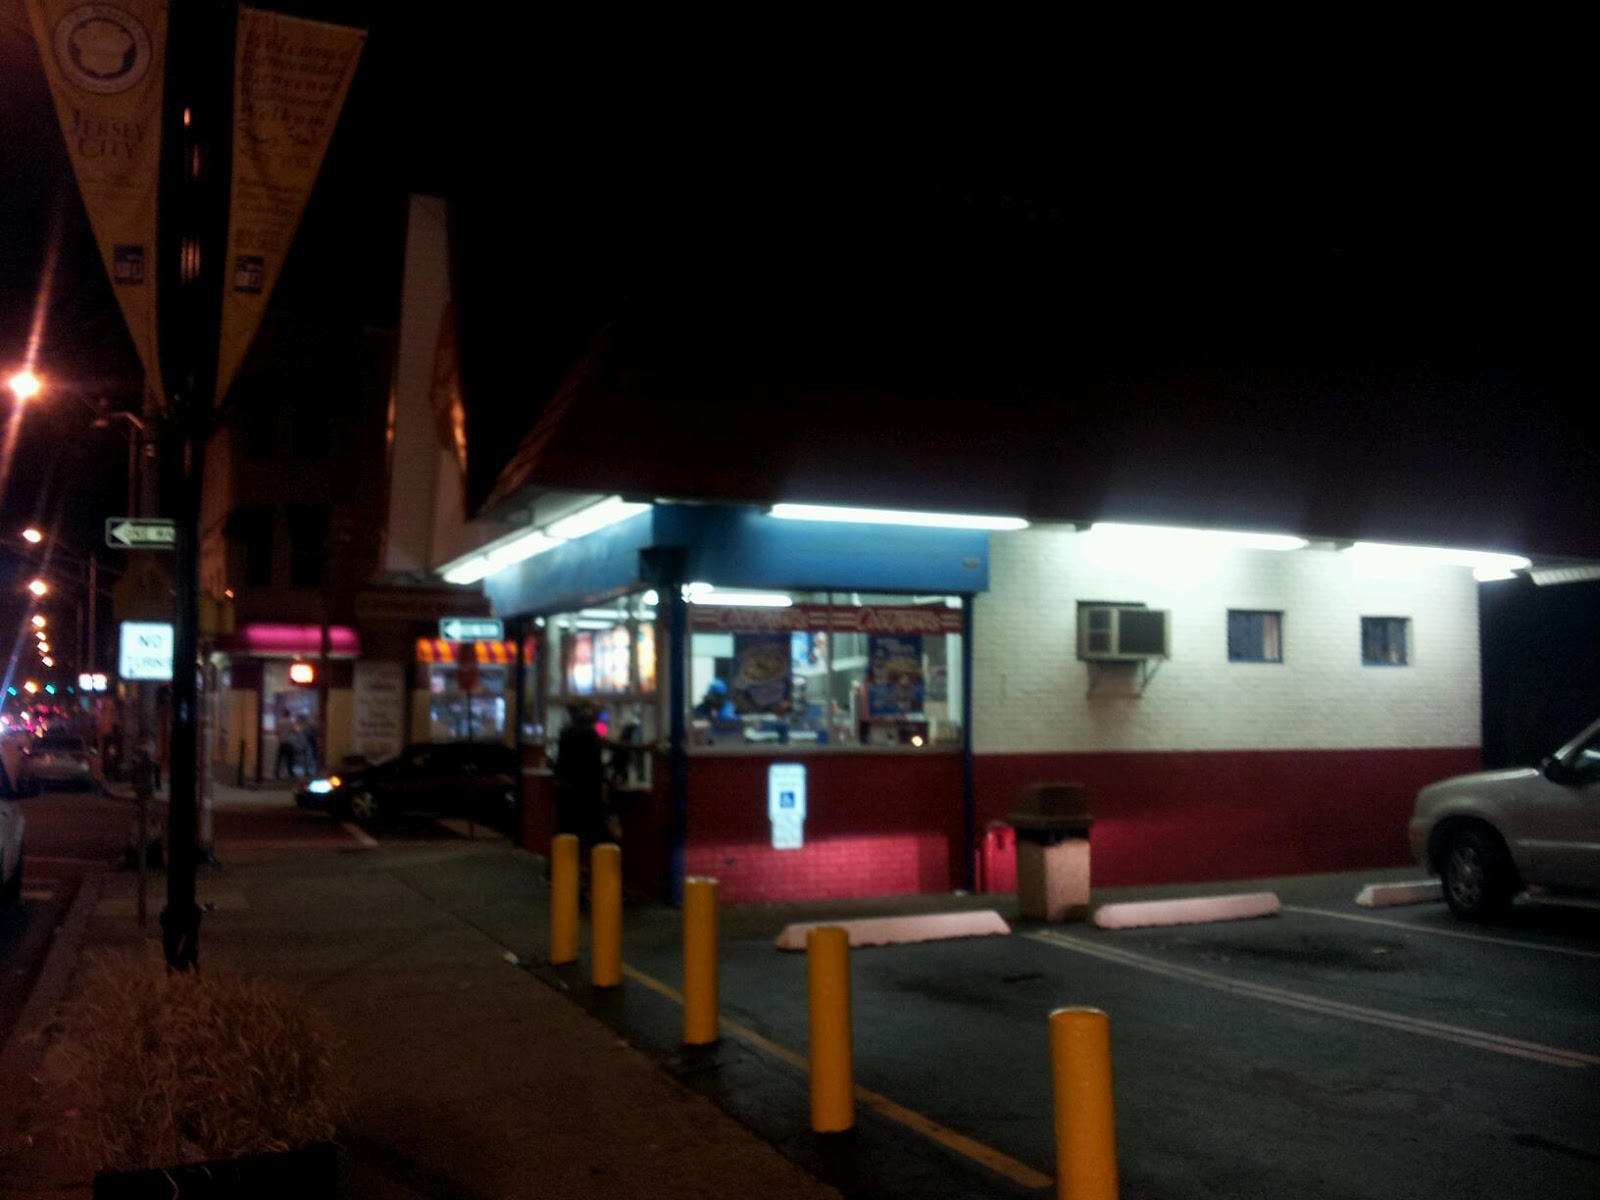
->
1344 542 1531 581
546 496 651 541
770 503 1029 531
1088 523 1309 552
683 586 794 608
442 496 649 584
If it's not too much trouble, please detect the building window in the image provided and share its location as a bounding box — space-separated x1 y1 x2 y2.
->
1362 616 1410 665
225 505 275 586
1228 610 1283 663
286 506 329 587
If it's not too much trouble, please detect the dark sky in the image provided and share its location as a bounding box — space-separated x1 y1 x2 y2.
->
3 7 1594 563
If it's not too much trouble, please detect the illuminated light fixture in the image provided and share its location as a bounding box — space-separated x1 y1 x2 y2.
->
1529 564 1600 587
440 497 647 585
23 681 37 694
22 528 42 543
441 531 563 585
1087 523 1309 552
546 495 650 541
288 661 316 685
7 368 41 402
685 588 794 608
28 579 47 596
41 656 54 667
487 529 563 569
1344 542 1531 582
641 589 660 607
770 502 1029 531
31 614 46 628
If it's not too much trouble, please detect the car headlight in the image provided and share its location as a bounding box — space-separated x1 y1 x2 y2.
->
307 775 341 795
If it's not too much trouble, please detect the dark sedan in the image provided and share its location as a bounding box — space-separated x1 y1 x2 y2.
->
295 741 521 826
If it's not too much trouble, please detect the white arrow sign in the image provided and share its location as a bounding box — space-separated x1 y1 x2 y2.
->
440 617 503 641
105 518 177 549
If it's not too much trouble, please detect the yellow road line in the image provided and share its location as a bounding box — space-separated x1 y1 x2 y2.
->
620 962 1053 1190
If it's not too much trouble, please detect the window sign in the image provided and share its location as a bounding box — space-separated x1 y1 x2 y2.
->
119 621 174 681
768 762 807 849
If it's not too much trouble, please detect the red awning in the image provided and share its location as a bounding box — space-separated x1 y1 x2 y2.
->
215 624 361 659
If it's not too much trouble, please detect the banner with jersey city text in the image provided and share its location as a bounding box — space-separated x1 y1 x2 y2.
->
26 0 166 391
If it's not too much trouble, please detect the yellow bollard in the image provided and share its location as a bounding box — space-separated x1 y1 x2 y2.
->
549 834 579 965
807 926 854 1132
1050 1006 1118 1200
682 877 720 1045
591 843 623 988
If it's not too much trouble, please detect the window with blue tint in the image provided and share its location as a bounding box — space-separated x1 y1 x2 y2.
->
1227 610 1283 662
1361 616 1410 665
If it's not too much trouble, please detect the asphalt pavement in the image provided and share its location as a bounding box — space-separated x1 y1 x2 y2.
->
2 784 1596 1199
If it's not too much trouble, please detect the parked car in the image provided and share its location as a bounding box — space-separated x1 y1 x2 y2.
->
2 754 24 908
295 741 521 825
1409 716 1600 921
21 733 96 792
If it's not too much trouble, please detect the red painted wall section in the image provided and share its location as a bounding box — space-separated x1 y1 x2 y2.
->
683 753 965 902
973 747 1483 888
530 746 1484 901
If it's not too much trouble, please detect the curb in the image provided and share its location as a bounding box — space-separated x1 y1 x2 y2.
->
0 871 104 1152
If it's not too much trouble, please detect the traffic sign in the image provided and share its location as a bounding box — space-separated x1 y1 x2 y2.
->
440 616 503 640
105 518 176 550
119 621 174 681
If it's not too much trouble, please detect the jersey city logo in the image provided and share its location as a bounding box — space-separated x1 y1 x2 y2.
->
53 5 154 95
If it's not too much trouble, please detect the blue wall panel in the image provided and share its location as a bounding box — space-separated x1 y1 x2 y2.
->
485 504 989 617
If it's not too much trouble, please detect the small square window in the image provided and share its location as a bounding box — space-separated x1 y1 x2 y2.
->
1228 610 1283 663
1362 616 1410 665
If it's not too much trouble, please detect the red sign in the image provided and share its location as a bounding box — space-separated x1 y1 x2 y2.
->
689 603 963 635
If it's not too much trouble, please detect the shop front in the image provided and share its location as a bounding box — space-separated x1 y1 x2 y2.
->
483 503 990 903
209 622 361 782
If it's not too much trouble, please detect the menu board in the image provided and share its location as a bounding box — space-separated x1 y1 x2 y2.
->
866 634 924 716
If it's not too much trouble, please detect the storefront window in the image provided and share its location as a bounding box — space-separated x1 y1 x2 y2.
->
545 593 659 788
688 591 965 750
417 639 515 743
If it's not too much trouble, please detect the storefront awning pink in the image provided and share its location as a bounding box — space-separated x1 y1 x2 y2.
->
215 623 361 659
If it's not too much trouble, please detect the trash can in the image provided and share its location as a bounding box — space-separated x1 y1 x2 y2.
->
1007 783 1093 922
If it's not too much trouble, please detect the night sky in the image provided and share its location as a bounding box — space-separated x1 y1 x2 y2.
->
3 7 1595 575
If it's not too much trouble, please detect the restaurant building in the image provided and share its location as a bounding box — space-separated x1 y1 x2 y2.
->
462 498 1485 903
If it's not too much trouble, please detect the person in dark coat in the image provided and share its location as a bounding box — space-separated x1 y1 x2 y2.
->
553 701 606 847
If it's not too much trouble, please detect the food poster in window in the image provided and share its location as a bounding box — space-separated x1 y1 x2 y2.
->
866 634 924 716
636 623 657 693
732 633 792 713
566 632 595 694
594 625 631 693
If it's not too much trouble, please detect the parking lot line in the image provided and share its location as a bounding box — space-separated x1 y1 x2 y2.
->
620 962 1054 1190
1025 930 1599 1069
341 821 379 848
1283 904 1600 959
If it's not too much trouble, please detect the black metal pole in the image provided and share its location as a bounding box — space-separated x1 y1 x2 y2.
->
157 0 235 971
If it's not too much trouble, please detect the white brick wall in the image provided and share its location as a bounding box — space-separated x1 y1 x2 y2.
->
973 527 1481 753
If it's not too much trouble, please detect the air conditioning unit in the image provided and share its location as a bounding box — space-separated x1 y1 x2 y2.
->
1077 604 1171 661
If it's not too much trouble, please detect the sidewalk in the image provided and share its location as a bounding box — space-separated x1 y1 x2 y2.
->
0 839 843 1199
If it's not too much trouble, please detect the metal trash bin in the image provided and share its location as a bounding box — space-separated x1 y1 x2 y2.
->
1007 783 1093 922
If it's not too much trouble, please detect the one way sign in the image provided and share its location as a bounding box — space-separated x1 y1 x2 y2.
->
105 518 177 550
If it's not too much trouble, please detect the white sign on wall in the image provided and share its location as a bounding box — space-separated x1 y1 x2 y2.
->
119 622 174 681
767 762 807 850
351 661 405 763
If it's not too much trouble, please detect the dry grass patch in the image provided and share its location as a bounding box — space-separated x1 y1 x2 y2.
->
44 946 348 1172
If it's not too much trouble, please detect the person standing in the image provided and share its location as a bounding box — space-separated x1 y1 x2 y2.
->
553 701 606 848
275 717 299 779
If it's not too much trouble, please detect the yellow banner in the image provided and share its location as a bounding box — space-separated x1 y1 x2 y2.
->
26 0 166 390
216 5 364 405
